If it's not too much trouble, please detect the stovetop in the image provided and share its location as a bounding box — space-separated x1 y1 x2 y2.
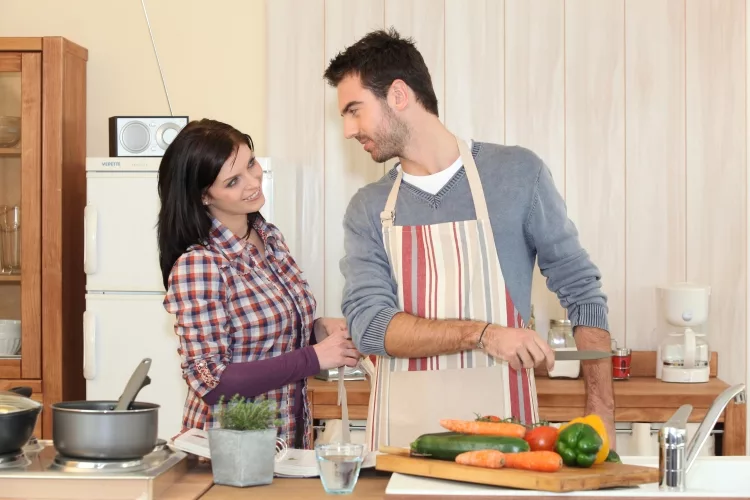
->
0 438 187 479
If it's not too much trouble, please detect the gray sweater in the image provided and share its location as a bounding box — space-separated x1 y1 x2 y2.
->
340 140 609 356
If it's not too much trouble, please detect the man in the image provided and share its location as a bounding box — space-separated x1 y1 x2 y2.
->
324 28 615 451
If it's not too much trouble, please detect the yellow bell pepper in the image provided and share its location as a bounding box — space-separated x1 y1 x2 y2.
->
558 414 610 465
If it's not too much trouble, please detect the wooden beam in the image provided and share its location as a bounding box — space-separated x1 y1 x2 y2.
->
0 38 42 52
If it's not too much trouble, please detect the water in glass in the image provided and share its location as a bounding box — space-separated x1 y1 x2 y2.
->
315 443 363 495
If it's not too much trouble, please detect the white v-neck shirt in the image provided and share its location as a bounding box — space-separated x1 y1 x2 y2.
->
397 139 470 195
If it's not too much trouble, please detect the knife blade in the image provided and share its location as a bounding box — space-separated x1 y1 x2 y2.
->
554 350 612 361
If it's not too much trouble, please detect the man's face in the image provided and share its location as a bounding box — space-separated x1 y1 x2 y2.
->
337 74 408 163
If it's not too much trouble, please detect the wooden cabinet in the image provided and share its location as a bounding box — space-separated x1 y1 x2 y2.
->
0 37 87 438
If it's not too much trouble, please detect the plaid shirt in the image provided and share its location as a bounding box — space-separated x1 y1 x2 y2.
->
163 216 317 447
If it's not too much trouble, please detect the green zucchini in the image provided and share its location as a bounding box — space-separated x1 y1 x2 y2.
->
605 450 621 463
410 431 530 461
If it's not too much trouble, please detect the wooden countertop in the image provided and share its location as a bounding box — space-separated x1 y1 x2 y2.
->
308 375 733 422
308 351 733 420
186 467 731 500
200 470 390 499
167 461 390 500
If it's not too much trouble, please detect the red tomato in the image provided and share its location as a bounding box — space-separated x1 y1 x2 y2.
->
476 415 502 422
524 426 559 452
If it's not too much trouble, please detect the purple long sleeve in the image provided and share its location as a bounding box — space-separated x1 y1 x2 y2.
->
202 345 321 405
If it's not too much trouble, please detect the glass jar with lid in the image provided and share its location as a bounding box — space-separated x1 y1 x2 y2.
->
547 319 580 379
548 319 575 349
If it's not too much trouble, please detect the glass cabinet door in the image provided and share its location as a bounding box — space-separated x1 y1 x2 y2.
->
0 51 41 381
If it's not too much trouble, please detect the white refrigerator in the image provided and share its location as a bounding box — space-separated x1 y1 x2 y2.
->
83 156 273 440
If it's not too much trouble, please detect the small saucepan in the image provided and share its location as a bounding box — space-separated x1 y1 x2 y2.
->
51 358 160 460
0 386 42 455
51 400 159 460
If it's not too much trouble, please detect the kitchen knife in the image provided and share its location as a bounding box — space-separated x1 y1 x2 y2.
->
554 350 612 361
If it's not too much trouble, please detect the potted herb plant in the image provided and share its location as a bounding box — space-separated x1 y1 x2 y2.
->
207 394 281 487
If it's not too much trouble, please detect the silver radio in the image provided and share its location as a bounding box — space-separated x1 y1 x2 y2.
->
108 116 189 157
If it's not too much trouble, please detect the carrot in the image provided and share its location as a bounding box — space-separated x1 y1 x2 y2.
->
439 419 527 438
455 450 506 469
504 451 563 473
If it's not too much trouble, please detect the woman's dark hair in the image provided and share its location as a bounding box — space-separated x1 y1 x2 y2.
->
323 27 439 117
157 118 256 289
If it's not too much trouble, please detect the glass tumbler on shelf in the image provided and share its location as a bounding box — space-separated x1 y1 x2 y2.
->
0 206 20 275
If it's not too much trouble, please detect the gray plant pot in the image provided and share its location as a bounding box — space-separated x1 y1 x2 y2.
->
207 428 277 487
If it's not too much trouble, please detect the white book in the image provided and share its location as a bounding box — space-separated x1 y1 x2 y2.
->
168 428 322 478
169 428 211 459
274 448 320 478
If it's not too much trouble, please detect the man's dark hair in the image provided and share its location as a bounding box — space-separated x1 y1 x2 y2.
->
323 27 439 117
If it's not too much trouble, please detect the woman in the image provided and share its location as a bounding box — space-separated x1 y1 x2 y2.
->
157 118 360 449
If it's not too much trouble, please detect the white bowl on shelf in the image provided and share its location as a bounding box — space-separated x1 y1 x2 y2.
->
0 116 21 148
0 319 21 355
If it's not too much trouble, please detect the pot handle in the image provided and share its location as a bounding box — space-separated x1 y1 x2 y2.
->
8 386 33 398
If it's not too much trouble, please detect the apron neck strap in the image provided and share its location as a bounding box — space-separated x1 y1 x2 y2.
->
457 138 490 221
380 137 490 229
380 169 402 229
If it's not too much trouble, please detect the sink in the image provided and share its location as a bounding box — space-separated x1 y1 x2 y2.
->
621 455 750 496
385 455 750 498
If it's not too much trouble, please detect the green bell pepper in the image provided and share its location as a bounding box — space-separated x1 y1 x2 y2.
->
554 422 603 468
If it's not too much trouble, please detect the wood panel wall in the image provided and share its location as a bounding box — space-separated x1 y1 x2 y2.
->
266 0 747 387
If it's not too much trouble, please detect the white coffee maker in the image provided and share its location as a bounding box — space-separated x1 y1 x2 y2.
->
655 283 712 383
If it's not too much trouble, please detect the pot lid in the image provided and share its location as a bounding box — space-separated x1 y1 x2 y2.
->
549 319 572 327
612 347 631 356
0 390 42 413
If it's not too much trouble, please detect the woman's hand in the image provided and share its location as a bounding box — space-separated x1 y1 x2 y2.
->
313 335 361 370
312 318 360 370
313 317 348 342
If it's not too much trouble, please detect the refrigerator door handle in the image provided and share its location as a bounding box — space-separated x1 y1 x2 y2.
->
84 205 98 274
83 311 97 380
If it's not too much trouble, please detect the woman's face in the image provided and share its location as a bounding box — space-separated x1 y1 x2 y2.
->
202 143 264 222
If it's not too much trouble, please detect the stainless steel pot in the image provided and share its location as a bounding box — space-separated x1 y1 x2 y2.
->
0 387 41 455
51 400 159 460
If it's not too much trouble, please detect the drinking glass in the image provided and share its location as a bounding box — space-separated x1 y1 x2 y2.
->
315 443 364 495
0 206 20 274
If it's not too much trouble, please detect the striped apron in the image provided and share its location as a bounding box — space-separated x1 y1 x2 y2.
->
366 137 539 451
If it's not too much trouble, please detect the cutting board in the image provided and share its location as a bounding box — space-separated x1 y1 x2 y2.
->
376 448 659 493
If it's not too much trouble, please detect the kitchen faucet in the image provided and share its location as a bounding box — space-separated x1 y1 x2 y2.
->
657 383 746 492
